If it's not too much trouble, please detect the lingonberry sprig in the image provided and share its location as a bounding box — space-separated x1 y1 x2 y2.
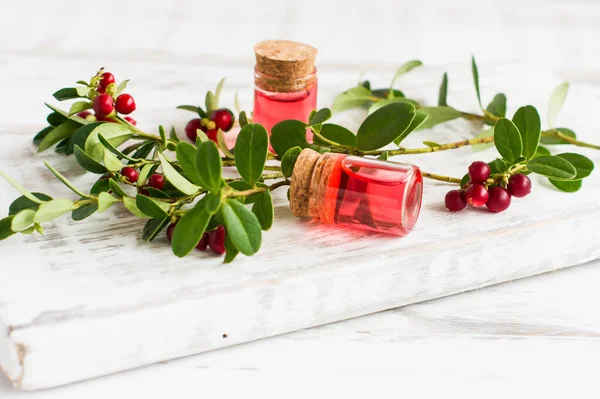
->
0 61 596 263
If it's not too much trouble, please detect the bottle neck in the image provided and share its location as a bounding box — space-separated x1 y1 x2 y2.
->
254 67 317 93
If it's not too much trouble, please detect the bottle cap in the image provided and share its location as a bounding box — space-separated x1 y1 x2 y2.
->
254 40 317 92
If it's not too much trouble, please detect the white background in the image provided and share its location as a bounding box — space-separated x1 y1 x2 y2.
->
1 0 600 397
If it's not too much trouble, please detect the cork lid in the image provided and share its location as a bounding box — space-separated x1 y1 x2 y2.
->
289 148 321 217
254 40 317 79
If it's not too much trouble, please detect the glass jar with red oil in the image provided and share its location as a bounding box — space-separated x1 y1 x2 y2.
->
290 149 423 236
253 40 317 141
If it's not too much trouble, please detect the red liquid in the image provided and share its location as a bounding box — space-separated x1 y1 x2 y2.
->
253 83 318 141
321 156 423 236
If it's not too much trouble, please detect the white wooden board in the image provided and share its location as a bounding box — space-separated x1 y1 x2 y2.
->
1 52 600 391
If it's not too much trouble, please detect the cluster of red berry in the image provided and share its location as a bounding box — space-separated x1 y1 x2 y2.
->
166 223 226 255
119 167 166 192
184 108 234 143
445 161 532 213
77 71 137 126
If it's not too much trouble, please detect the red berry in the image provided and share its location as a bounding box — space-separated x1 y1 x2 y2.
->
208 226 226 255
115 94 136 115
196 233 209 251
486 187 511 212
121 167 139 183
124 116 137 126
210 108 235 132
206 129 218 143
185 119 204 142
100 72 115 88
93 94 114 117
96 85 106 94
138 188 150 196
77 111 92 119
465 183 489 207
468 161 491 184
507 174 531 198
445 190 466 212
166 223 176 242
148 174 165 190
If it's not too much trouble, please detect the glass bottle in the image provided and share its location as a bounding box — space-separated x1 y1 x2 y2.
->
290 149 423 236
253 40 318 139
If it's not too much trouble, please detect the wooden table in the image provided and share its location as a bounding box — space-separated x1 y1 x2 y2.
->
2 0 600 396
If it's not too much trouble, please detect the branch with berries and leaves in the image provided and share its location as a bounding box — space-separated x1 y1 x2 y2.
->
0 62 596 261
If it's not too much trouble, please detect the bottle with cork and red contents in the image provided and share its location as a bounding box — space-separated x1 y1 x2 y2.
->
289 149 424 236
253 40 318 140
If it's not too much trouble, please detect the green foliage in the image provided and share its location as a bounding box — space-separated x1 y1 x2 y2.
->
271 120 309 157
438 72 448 106
34 199 75 223
159 152 199 195
356 102 416 150
221 199 262 256
172 195 219 257
313 124 357 148
548 82 569 128
9 193 52 216
74 145 108 174
136 195 170 218
415 107 462 131
281 147 303 178
332 86 373 112
486 93 507 118
471 56 482 108
252 190 274 231
235 124 268 186
512 106 541 159
195 141 222 192
38 121 80 152
493 118 522 164
527 156 577 180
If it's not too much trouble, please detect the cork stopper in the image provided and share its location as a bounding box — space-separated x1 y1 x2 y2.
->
254 40 317 92
289 148 321 217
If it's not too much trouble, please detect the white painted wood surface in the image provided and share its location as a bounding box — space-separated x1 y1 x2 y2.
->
1 0 600 395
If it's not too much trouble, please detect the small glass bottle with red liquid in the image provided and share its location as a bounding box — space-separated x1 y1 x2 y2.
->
290 149 423 236
253 40 317 141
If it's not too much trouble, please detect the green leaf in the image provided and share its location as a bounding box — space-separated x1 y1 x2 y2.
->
368 97 417 115
205 91 217 114
195 141 223 193
223 234 239 263
45 103 88 125
438 72 448 106
53 87 89 101
38 121 79 152
136 195 170 218
68 122 103 154
493 118 522 164
121 196 147 218
415 106 462 130
389 60 422 90
216 129 235 159
0 216 15 240
97 192 120 213
172 198 214 257
214 78 225 106
104 149 123 172
158 125 167 147
175 142 203 185
494 158 508 173
34 199 75 223
116 79 129 96
47 112 68 127
228 180 261 204
540 128 576 145
11 209 36 232
98 134 137 161
84 123 133 162
332 86 373 112
169 126 180 143
74 145 108 174
313 124 357 148
90 177 110 195
108 179 126 197
0 169 45 205
422 141 440 148
9 193 52 216
307 108 332 127
72 203 98 221
356 102 416 151
471 56 483 109
377 150 389 160
68 101 92 116
234 124 268 186
55 137 71 155
270 120 309 157
239 111 249 128
136 164 152 188
33 126 54 146
486 93 507 118
472 128 495 152
394 110 429 146
158 152 200 195
127 142 157 164
221 199 262 256
252 190 274 231
142 217 169 242
549 178 582 193
556 153 594 179
548 82 569 128
527 155 577 180
281 146 303 178
43 161 90 198
534 146 551 158
512 105 541 159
